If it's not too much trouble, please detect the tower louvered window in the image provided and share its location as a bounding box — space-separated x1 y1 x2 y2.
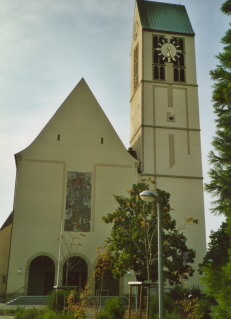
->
172 37 186 82
153 35 166 80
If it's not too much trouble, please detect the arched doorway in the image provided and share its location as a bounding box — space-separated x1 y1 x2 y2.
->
95 260 119 296
28 256 55 295
62 257 87 290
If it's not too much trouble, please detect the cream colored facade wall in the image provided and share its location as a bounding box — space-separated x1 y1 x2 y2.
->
152 176 206 285
130 3 206 287
6 79 139 298
0 224 11 296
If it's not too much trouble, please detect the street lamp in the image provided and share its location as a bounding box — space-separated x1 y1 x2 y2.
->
139 190 164 319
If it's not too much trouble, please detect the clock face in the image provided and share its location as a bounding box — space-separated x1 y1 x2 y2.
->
156 38 183 62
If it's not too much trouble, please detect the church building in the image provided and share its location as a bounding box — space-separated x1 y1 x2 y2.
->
1 0 206 300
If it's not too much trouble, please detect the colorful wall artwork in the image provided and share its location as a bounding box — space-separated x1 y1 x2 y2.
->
65 172 92 232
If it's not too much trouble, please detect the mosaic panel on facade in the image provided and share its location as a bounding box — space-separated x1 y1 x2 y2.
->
65 172 92 232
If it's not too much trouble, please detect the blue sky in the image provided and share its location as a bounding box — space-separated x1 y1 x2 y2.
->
0 0 229 243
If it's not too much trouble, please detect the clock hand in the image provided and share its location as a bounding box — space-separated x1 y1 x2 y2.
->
167 47 176 61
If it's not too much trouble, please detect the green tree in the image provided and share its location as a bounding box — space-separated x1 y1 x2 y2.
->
205 0 231 217
202 1 231 317
102 181 196 285
199 221 231 318
198 222 230 274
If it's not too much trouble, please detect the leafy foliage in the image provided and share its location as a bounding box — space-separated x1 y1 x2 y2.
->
205 0 231 217
167 285 203 301
66 283 92 319
47 289 80 312
95 313 109 319
179 298 205 319
94 244 112 290
103 297 125 319
200 260 231 318
102 181 196 284
198 222 230 274
15 307 46 319
14 307 75 319
202 1 231 317
150 294 175 316
151 310 180 319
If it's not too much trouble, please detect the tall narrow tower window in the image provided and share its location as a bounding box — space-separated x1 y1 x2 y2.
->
152 35 166 80
172 37 186 82
133 43 139 90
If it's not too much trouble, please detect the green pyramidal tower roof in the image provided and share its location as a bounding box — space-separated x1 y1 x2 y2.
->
137 0 195 35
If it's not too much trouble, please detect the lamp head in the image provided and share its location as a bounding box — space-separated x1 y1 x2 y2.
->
139 190 157 202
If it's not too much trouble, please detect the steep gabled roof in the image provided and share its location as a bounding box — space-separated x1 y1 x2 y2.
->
16 78 139 167
137 0 195 35
0 212 13 230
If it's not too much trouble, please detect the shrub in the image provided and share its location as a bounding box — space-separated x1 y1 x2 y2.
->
164 311 181 319
167 285 189 301
189 286 203 299
43 309 60 319
15 307 26 319
15 307 46 319
151 310 180 319
15 308 76 319
104 297 125 319
150 293 175 316
196 297 213 319
95 313 109 319
167 285 204 302
0 308 16 315
47 289 80 312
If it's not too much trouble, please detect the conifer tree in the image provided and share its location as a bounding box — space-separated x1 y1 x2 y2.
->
202 1 231 317
205 0 231 217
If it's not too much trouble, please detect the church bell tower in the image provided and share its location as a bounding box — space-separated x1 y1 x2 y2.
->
130 0 206 278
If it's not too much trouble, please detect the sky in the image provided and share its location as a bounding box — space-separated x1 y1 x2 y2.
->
0 0 229 244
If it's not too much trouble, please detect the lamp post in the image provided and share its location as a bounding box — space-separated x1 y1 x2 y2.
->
139 190 164 319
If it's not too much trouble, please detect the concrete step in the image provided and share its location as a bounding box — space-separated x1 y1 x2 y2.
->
7 295 49 305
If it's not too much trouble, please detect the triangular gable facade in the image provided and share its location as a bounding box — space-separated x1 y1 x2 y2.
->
6 78 139 297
